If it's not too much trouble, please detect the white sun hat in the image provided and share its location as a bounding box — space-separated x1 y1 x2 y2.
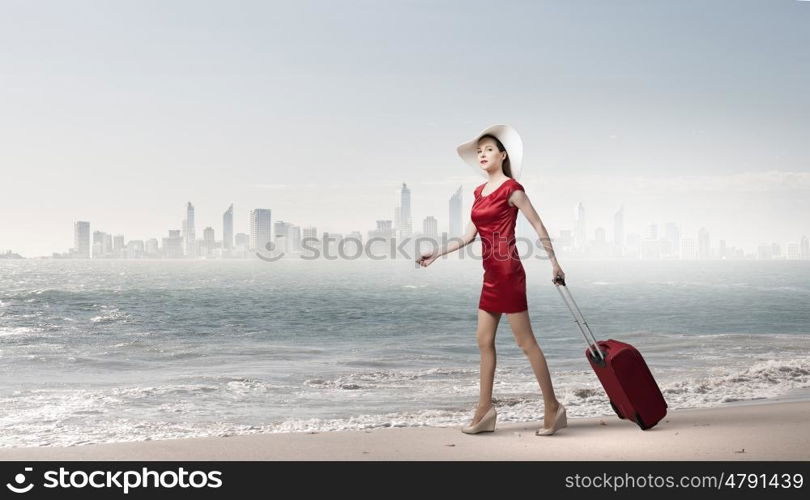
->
456 124 524 180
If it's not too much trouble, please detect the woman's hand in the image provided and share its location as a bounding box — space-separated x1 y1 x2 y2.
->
551 264 566 286
416 250 438 268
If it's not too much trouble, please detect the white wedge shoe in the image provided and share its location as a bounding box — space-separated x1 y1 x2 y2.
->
536 403 567 436
461 406 497 434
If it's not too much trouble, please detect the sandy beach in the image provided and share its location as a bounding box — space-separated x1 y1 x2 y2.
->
1 399 808 461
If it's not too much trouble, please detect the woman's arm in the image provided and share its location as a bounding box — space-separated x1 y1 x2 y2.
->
439 222 478 257
509 190 566 284
416 222 477 267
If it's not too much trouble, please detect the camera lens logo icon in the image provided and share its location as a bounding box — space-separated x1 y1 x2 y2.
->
6 467 34 494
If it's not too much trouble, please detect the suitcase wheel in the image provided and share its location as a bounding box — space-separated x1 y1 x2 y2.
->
609 400 624 420
634 411 648 430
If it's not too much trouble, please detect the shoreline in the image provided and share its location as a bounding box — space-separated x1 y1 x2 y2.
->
1 398 808 461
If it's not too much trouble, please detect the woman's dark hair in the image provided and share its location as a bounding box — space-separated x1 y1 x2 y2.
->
478 134 512 178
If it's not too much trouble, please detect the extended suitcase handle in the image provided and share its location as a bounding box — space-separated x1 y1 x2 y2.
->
554 279 606 363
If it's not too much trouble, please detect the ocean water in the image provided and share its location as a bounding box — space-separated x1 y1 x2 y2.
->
1 257 809 447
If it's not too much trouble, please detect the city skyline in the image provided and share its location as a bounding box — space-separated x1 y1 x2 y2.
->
2 1 809 257
9 179 805 260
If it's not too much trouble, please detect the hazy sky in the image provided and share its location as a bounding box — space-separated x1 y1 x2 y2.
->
2 0 809 257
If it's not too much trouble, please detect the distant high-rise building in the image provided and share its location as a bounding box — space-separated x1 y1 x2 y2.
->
234 233 249 250
757 243 772 260
787 242 800 259
367 220 393 255
250 209 272 252
145 238 159 256
162 230 184 258
801 235 809 259
184 202 196 257
73 221 90 258
322 232 343 257
103 234 112 255
223 203 234 250
771 242 781 258
274 221 290 238
593 226 609 258
664 222 680 258
646 223 658 241
368 220 394 240
575 202 586 251
274 220 292 254
449 185 463 239
113 235 125 253
92 230 106 258
203 226 215 244
613 204 624 247
680 237 697 259
698 227 710 259
400 183 412 238
303 226 318 242
626 232 641 258
289 224 302 252
126 240 144 259
423 216 438 239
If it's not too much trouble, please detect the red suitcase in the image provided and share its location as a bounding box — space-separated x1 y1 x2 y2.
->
554 279 668 430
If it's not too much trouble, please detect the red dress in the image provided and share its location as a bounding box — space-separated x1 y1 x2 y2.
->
471 178 528 313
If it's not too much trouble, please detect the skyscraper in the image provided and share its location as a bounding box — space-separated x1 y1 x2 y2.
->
449 185 463 239
594 226 608 258
274 220 291 254
103 234 112 256
73 221 90 258
202 227 215 256
698 227 710 259
400 183 412 238
613 204 624 247
145 238 159 256
162 229 183 258
664 222 681 258
289 224 302 252
303 226 318 242
612 204 624 258
423 216 438 239
643 224 659 260
234 233 249 251
250 208 272 252
92 230 106 258
113 235 125 256
368 220 394 240
575 202 586 251
184 202 196 257
223 203 234 250
681 237 697 259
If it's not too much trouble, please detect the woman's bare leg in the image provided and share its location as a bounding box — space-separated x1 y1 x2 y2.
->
470 308 501 425
507 310 561 427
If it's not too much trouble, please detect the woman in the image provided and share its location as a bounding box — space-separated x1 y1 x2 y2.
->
416 124 568 436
